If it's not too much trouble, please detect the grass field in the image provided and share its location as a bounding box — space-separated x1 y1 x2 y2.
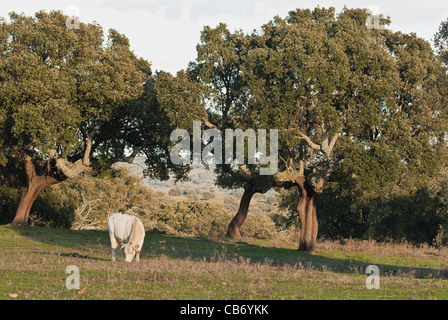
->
1 225 448 300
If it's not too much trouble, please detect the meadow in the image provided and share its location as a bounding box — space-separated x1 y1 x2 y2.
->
1 225 447 301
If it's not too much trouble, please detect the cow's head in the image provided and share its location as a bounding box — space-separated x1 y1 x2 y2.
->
121 243 140 263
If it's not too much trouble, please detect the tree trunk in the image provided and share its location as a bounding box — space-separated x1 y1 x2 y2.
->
296 175 318 253
11 160 61 226
226 188 256 238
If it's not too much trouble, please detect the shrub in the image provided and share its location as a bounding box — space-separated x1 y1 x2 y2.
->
4 166 280 240
0 184 21 225
143 200 278 239
29 167 159 230
201 191 215 200
168 188 182 196
223 196 239 212
29 183 79 228
148 201 233 237
366 189 444 245
241 213 277 239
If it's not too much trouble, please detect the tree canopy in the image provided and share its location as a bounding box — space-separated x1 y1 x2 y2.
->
164 7 448 249
0 11 187 225
0 8 447 249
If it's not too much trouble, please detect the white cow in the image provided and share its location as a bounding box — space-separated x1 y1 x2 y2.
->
108 213 145 263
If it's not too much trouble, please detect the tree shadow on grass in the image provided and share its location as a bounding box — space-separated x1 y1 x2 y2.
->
33 250 110 261
5 225 109 262
147 233 448 280
8 225 448 280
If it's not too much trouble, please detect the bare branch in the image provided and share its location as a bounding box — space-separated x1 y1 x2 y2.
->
73 191 101 230
119 146 143 164
320 121 327 136
321 133 339 159
202 116 221 133
329 133 339 153
56 158 86 179
298 131 321 151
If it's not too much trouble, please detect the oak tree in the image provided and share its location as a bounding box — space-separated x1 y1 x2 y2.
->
0 11 177 225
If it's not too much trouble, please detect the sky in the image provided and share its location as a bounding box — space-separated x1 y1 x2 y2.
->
1 0 448 74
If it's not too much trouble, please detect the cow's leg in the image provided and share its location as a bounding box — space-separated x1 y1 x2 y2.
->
110 235 119 261
113 244 121 261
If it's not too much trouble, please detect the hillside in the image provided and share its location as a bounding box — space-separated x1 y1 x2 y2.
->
117 156 279 214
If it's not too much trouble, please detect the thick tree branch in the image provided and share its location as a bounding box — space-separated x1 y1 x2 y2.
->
202 116 221 133
56 158 85 179
321 133 339 159
83 121 103 167
298 131 321 151
23 156 36 183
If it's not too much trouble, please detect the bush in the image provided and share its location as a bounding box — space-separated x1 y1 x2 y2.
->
168 188 182 196
3 167 280 240
201 191 215 200
147 201 233 237
366 189 444 245
432 170 448 247
29 183 79 228
434 223 448 247
223 196 239 212
0 184 21 225
143 200 278 239
241 213 277 239
29 167 159 230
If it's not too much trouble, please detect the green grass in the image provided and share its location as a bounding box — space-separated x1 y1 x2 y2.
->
1 225 447 300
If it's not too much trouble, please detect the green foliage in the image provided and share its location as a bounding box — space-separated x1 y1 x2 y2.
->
176 7 448 248
29 184 78 228
245 8 446 184
0 184 21 225
366 189 445 245
1 7 447 247
435 17 448 65
277 180 448 245
0 10 194 226
316 188 367 241
430 169 448 246
250 8 448 246
0 11 190 230
0 11 150 161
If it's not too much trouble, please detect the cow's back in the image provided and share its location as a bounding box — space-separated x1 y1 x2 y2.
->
108 213 136 243
129 217 145 245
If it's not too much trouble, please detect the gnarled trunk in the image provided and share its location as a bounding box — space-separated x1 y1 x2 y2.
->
226 188 256 238
296 175 318 253
11 160 61 226
10 124 96 226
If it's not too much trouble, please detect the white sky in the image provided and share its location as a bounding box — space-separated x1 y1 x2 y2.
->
1 0 448 74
